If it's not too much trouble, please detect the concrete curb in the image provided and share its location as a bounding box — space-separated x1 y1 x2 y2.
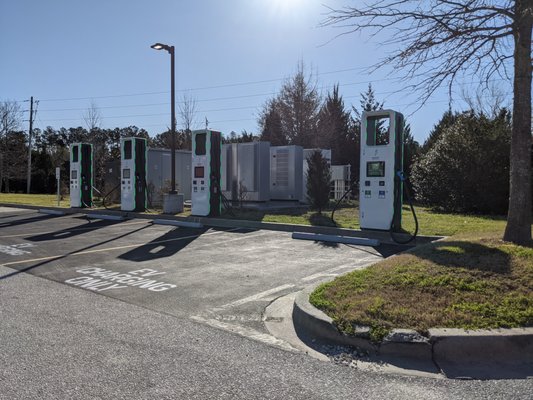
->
293 284 533 379
0 203 441 246
429 328 533 379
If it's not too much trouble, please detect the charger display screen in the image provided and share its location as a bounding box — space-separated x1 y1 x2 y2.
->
194 166 204 178
367 161 385 177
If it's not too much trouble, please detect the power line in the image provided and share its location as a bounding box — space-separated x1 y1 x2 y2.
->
28 67 395 103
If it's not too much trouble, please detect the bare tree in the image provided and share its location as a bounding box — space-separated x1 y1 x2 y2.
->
178 92 198 150
323 1 532 245
0 100 23 192
0 100 22 134
258 61 321 147
83 102 106 191
83 101 102 131
461 82 511 117
277 60 321 147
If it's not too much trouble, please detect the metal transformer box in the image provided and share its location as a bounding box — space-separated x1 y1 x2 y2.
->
146 148 192 205
269 145 303 201
221 141 270 202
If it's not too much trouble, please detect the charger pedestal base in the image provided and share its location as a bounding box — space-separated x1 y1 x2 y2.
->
163 193 183 214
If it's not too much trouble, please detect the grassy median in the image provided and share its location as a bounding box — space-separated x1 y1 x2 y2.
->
222 201 507 237
310 233 533 342
0 194 507 237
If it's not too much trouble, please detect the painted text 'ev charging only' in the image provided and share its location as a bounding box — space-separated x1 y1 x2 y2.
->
65 267 176 292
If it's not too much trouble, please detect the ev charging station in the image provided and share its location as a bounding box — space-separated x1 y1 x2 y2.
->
120 137 147 212
70 143 93 208
191 129 222 217
359 110 404 231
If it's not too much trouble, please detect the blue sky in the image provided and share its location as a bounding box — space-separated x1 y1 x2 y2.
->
1 0 513 145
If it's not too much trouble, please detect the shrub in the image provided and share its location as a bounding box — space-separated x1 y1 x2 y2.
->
411 110 511 214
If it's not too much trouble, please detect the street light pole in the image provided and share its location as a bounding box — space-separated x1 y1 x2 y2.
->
151 42 176 194
169 45 176 194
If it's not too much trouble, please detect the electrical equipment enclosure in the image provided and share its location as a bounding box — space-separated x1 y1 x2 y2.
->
191 129 222 216
331 165 351 200
270 145 303 201
146 148 191 206
302 148 332 203
359 109 404 231
70 143 93 208
221 141 270 202
121 137 147 212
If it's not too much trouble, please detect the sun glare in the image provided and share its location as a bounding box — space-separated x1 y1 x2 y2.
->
269 0 307 17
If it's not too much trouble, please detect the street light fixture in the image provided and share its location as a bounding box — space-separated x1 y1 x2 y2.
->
151 42 177 195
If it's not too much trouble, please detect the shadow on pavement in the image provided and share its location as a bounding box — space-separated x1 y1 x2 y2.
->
26 219 123 242
118 227 208 262
0 223 151 280
117 227 256 262
0 214 62 229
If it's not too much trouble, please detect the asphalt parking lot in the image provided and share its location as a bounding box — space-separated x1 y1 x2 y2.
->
3 206 533 399
0 206 398 345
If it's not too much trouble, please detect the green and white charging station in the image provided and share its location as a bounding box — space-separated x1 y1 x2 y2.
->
359 110 404 231
120 137 147 212
191 129 222 217
70 143 93 208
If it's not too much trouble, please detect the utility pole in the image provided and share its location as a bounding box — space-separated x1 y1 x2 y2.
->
26 96 34 194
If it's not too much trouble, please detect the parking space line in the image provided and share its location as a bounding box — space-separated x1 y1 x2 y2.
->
301 273 339 282
1 228 242 267
300 256 382 283
216 284 296 310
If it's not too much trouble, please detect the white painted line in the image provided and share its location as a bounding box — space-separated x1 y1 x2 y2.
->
327 256 382 272
300 256 382 283
301 273 339 282
190 315 296 353
177 230 271 253
153 219 203 229
218 284 296 310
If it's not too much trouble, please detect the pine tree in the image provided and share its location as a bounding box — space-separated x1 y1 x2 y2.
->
259 102 286 145
306 150 332 213
353 83 384 123
317 84 352 165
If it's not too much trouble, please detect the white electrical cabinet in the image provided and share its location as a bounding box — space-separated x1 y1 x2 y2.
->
269 145 303 201
222 141 270 202
146 148 192 205
331 165 351 200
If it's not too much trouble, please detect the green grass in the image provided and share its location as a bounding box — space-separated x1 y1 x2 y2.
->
223 200 507 237
0 195 511 237
0 193 71 208
310 235 533 342
0 193 193 216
